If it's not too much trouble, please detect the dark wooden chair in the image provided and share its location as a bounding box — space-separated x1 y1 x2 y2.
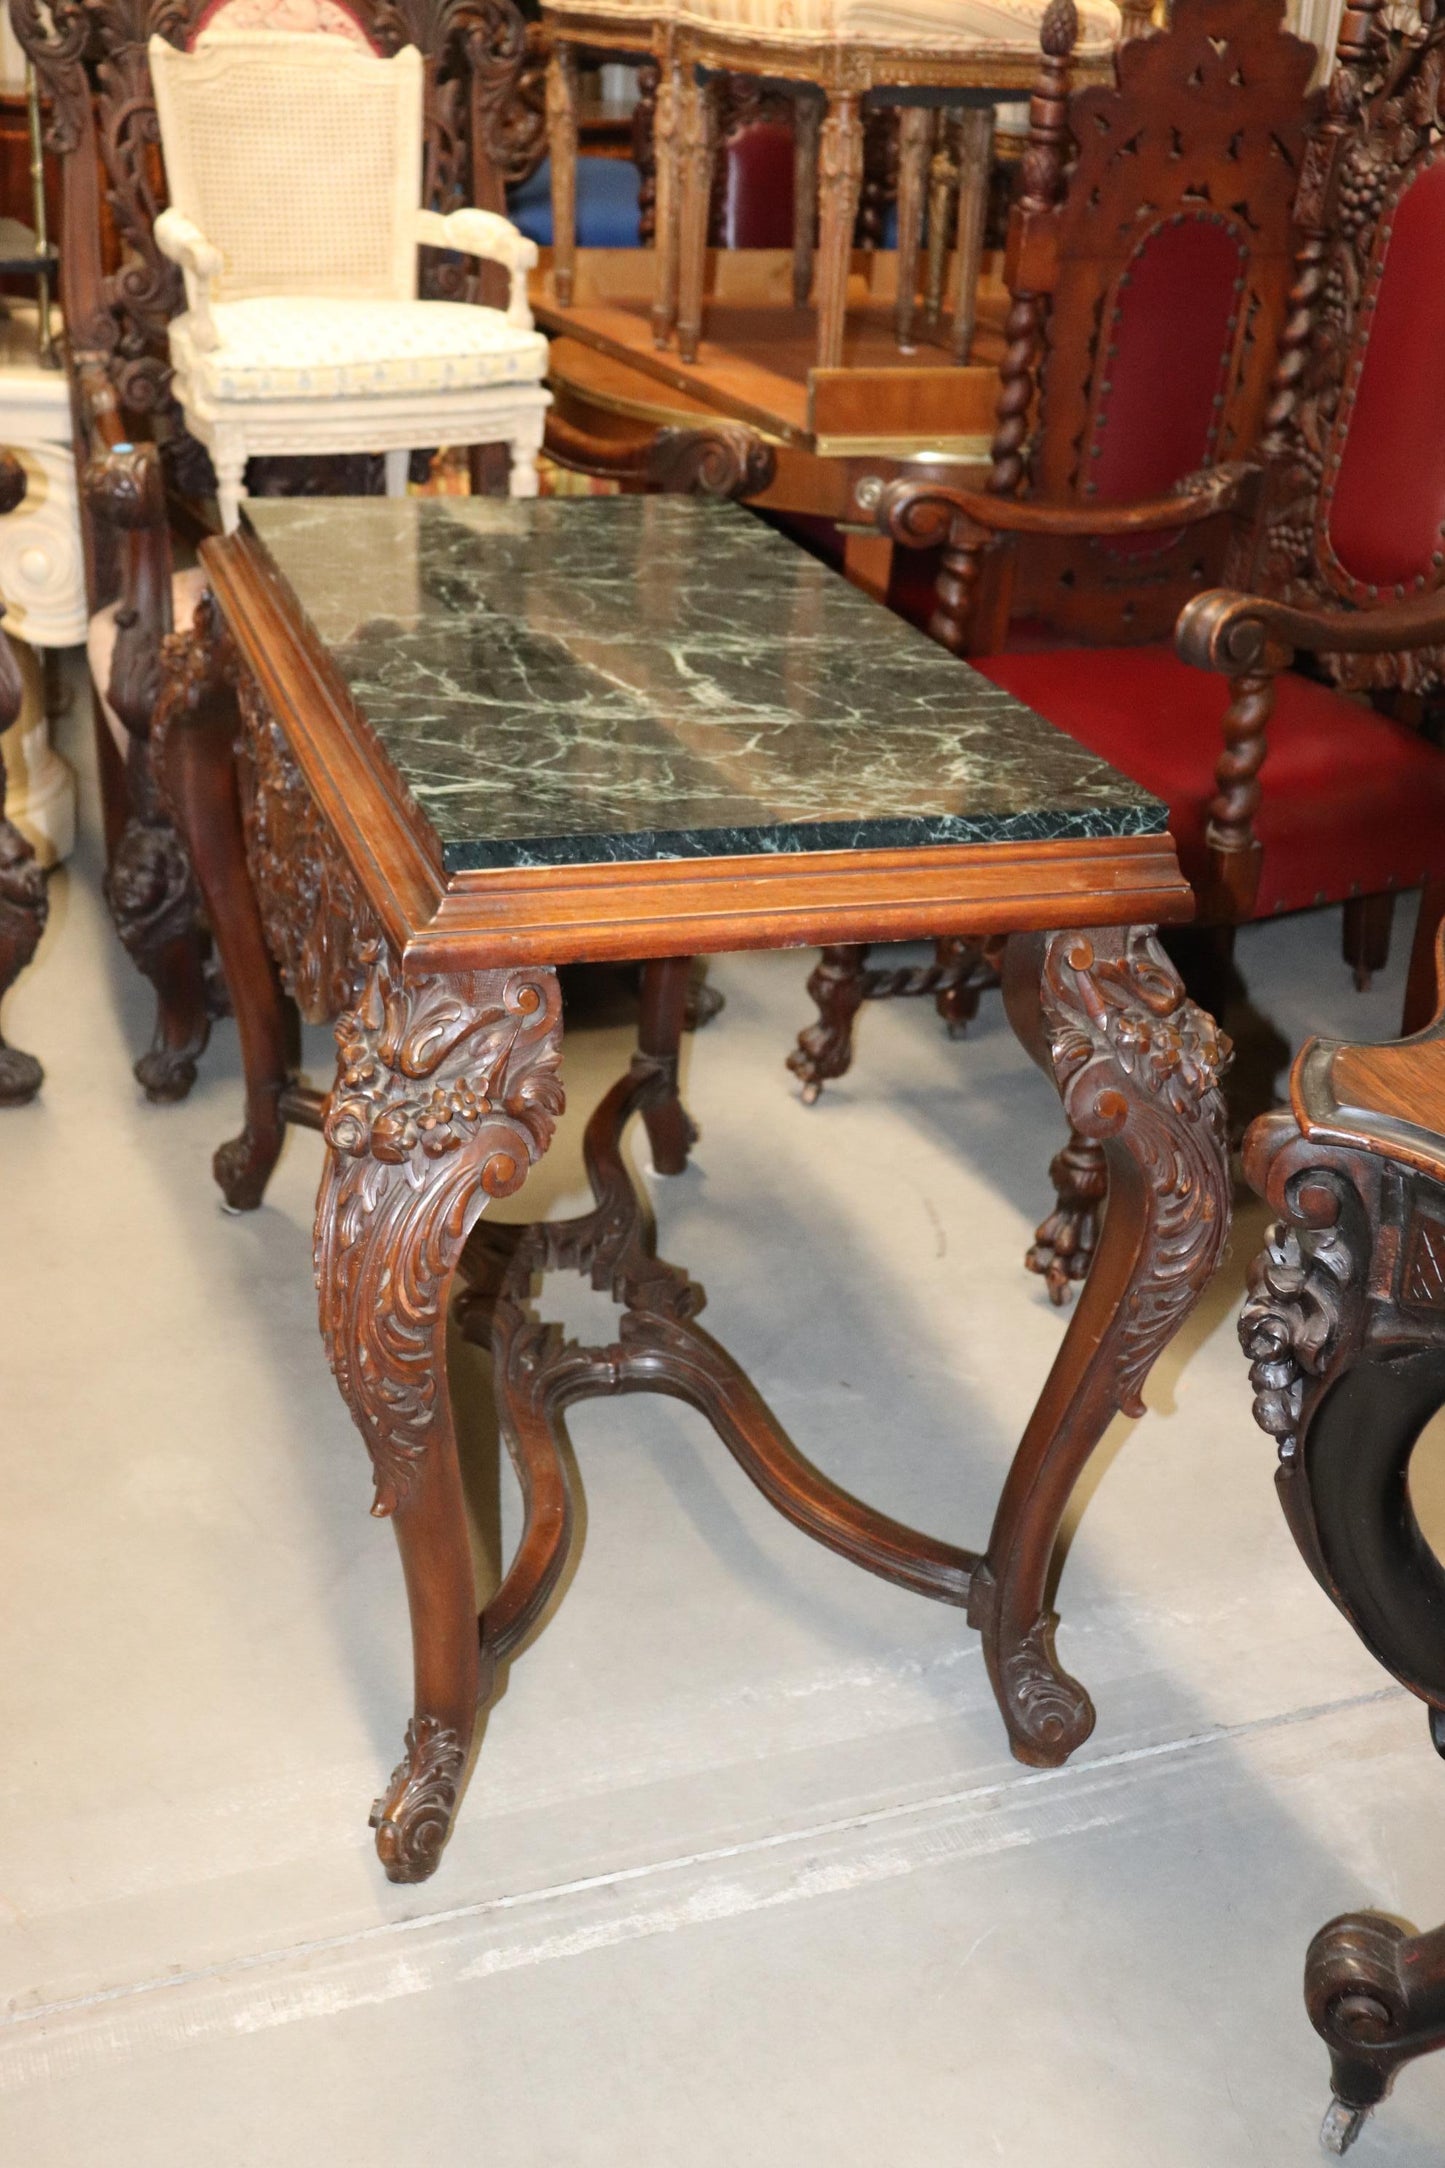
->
0 447 47 1103
14 0 765 1100
842 0 1445 1309
1241 926 1445 2152
787 0 1321 1194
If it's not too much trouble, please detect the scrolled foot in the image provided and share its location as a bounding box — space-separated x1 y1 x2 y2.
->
1026 1131 1109 1305
996 1613 1095 1766
1321 2099 1370 2155
0 1043 42 1104
369 1714 467 1884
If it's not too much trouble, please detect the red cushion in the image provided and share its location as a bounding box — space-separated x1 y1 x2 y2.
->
974 643 1445 918
1329 155 1445 591
724 121 796 249
1091 216 1246 512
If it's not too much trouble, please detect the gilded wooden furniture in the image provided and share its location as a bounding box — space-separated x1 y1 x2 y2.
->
156 489 1229 1882
1240 925 1445 2152
789 0 1317 1302
665 0 1126 372
12 0 542 1100
0 445 46 1103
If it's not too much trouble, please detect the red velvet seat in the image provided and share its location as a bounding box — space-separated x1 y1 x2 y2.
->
975 644 1445 920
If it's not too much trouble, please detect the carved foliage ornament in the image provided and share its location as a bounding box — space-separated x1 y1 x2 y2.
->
1040 928 1231 1414
316 941 563 1517
1238 1175 1360 1459
1257 0 1445 689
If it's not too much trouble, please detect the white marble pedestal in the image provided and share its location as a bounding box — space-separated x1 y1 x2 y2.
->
0 302 82 866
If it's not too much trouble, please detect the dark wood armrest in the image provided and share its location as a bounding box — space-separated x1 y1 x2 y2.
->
1177 584 1445 675
878 462 1258 550
0 450 26 518
543 414 776 500
79 440 176 742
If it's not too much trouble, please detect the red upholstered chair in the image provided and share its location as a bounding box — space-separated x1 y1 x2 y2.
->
798 0 1445 1301
787 0 1318 1100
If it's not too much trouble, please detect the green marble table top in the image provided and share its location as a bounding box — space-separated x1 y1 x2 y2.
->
241 495 1165 876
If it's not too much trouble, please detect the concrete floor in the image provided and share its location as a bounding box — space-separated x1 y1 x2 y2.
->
3 688 1445 2166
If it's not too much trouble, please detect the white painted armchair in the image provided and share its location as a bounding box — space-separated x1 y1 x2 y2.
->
149 30 551 531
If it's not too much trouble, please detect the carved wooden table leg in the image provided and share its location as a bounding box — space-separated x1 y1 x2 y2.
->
950 105 995 362
319 943 564 1882
155 598 293 1209
0 616 44 1104
638 954 697 1175
974 927 1230 1763
650 47 683 348
105 737 212 1103
676 69 720 364
792 87 822 307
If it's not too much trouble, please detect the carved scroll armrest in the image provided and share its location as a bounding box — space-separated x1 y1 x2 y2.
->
1176 585 1445 675
155 209 223 350
543 414 776 500
415 208 538 331
81 441 176 743
877 463 1259 550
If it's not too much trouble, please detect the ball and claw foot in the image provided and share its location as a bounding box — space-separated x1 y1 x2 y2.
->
1321 2098 1370 2155
1026 1133 1108 1305
135 1044 201 1104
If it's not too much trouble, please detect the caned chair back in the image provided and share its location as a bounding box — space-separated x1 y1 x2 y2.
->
148 31 424 303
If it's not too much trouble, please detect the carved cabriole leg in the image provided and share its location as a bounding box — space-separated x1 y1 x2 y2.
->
0 618 45 1104
792 87 822 308
153 596 292 1210
787 943 870 1101
893 104 931 350
546 43 580 308
676 68 718 365
651 49 683 348
976 927 1230 1763
950 105 995 363
815 89 864 372
318 942 564 1883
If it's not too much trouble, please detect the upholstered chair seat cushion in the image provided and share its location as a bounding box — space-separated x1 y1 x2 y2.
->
89 566 210 758
977 643 1445 918
668 0 1120 53
170 296 548 403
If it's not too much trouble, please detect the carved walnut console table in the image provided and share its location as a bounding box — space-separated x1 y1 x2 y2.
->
157 493 1230 1883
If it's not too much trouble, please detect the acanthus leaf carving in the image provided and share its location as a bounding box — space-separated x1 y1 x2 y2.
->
1239 1174 1361 1460
1039 926 1232 1416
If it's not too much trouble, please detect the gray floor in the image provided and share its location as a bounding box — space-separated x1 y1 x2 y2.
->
4 684 1445 2166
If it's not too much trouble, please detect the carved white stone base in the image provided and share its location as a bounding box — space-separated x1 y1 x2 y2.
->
0 303 85 864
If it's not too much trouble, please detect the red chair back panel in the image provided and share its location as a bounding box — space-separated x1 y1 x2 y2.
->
1089 214 1247 506
1327 153 1445 594
189 0 380 48
723 120 796 250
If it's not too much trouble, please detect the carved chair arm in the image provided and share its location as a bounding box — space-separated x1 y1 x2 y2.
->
1176 585 1445 676
543 414 776 499
81 441 176 744
414 208 538 332
155 209 223 350
877 463 1258 551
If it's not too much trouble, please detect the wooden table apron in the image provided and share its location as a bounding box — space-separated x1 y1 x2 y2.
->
156 521 1231 1885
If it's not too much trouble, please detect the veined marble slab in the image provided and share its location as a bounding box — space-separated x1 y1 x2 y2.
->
243 495 1166 874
